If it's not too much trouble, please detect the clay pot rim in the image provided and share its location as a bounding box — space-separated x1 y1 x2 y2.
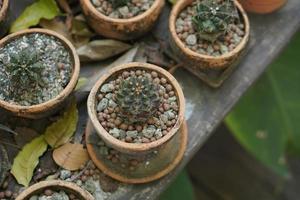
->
82 0 163 23
16 180 94 200
0 28 80 114
169 0 250 60
0 0 9 21
87 62 185 152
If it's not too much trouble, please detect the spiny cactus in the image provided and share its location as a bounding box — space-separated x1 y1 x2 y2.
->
116 75 161 124
192 0 239 42
108 0 130 8
4 48 44 93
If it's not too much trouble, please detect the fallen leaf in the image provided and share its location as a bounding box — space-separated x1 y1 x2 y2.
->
10 0 60 33
75 77 88 91
77 40 132 62
53 143 89 171
11 135 48 187
14 127 39 148
80 45 140 92
40 16 94 48
0 145 10 186
44 100 78 148
40 17 72 41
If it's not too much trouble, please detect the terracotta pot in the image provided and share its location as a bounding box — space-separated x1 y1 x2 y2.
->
0 0 8 22
16 180 94 200
169 0 250 70
80 0 165 40
0 28 80 119
0 0 9 36
87 62 187 183
238 0 287 14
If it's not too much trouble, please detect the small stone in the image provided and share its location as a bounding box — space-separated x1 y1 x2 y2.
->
168 96 177 103
160 114 168 123
142 125 156 139
154 129 163 139
92 0 101 6
44 189 53 196
120 123 128 131
84 179 96 194
118 6 129 17
76 180 83 186
220 45 229 54
185 34 197 46
60 170 71 180
100 83 114 93
29 195 38 200
99 146 109 155
126 131 138 139
97 98 108 112
207 45 214 54
165 110 176 120
109 128 121 138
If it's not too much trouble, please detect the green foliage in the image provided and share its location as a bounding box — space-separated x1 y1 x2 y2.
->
44 100 79 148
10 0 60 33
225 32 300 177
160 170 196 200
11 135 48 187
116 75 161 124
193 0 238 42
4 48 44 96
108 0 130 8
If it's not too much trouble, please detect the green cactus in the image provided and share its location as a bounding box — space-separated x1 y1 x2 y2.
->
4 48 44 96
192 0 239 42
116 75 161 124
108 0 130 8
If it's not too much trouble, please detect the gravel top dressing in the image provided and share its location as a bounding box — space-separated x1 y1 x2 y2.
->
0 33 73 106
176 0 246 56
96 69 179 144
91 0 155 19
28 190 80 200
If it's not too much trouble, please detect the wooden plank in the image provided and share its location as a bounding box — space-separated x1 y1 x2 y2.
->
3 0 300 199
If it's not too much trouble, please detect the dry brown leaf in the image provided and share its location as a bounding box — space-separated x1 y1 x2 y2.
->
53 143 89 171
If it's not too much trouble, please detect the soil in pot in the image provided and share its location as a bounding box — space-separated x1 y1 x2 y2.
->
53 162 121 198
91 0 155 19
175 0 246 57
95 68 179 144
0 33 73 106
26 189 81 200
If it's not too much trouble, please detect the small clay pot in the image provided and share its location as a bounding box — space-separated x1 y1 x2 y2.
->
80 0 165 40
169 0 250 70
87 62 187 183
238 0 287 14
0 28 80 119
0 0 9 36
16 180 94 200
0 0 8 21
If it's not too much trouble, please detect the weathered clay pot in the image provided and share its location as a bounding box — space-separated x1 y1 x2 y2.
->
0 0 9 37
238 0 287 14
87 62 187 183
0 28 80 119
80 0 165 40
16 180 94 200
169 0 250 70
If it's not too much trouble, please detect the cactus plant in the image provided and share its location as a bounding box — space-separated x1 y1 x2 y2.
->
4 48 44 94
192 0 239 42
108 0 130 8
116 75 161 124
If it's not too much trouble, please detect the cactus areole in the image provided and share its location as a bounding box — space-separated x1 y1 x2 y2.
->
116 76 161 124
